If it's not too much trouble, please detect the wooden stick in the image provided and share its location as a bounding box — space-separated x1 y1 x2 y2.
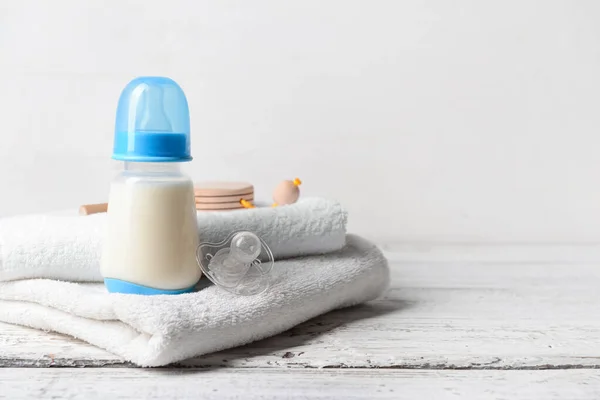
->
79 203 108 216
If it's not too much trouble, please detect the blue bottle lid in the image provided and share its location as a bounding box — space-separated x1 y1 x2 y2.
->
113 76 192 162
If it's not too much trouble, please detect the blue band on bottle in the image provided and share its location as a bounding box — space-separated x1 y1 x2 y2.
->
104 278 196 295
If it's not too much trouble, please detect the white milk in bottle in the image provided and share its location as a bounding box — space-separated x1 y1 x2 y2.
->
101 77 201 295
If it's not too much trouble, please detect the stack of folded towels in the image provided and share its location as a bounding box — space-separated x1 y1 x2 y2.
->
0 198 389 367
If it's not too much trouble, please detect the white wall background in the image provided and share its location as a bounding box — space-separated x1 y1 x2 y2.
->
1 0 600 244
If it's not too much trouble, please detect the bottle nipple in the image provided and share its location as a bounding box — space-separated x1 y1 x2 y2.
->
138 85 172 132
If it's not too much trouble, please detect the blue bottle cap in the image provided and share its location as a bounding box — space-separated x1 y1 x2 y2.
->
113 76 192 162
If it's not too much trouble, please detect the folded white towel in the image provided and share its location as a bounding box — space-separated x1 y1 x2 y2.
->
0 198 347 282
0 235 388 367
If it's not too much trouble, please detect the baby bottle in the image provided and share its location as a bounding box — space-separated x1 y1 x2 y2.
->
101 76 201 295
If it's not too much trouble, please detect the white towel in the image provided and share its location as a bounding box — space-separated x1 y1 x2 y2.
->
0 198 347 282
0 235 388 367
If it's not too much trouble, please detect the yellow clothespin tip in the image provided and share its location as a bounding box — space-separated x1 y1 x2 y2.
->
240 199 255 209
293 178 302 186
272 203 278 207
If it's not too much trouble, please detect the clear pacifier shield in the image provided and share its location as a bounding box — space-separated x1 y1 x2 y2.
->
196 231 274 296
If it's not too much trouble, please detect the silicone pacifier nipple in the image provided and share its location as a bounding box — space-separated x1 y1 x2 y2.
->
231 232 262 262
208 232 262 288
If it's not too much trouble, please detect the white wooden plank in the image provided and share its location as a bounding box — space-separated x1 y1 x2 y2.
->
1 368 599 400
1 249 600 369
0 322 123 367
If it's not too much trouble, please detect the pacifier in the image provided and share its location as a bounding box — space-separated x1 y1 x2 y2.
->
196 231 274 296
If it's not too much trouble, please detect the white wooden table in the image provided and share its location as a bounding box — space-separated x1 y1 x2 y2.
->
1 244 599 399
